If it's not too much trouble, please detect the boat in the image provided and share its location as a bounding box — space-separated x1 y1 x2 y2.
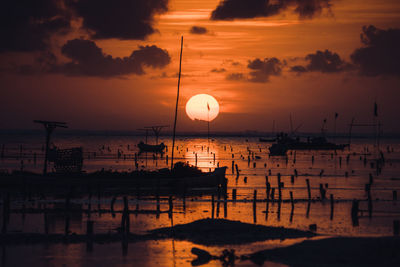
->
269 133 349 155
137 141 166 153
286 136 349 150
269 143 288 156
0 163 227 196
277 135 349 150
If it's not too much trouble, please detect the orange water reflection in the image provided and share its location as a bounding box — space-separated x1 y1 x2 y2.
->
184 139 220 171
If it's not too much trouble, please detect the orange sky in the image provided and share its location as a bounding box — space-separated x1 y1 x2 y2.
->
1 0 400 133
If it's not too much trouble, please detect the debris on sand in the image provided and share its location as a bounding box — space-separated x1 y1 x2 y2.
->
149 218 316 245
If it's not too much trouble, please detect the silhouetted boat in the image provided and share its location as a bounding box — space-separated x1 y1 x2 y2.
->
0 163 227 195
137 141 166 153
269 133 349 155
269 143 288 156
278 135 349 150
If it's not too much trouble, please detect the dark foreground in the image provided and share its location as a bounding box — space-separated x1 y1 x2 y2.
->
248 237 400 266
1 219 399 266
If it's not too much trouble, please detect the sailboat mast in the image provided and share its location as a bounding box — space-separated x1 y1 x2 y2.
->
171 36 183 169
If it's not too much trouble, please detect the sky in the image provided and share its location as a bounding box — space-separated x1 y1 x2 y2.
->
1 0 400 134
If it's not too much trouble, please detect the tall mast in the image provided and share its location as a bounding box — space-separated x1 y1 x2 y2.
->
207 102 210 147
171 36 183 169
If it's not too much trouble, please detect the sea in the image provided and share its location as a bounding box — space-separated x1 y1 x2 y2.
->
1 132 400 266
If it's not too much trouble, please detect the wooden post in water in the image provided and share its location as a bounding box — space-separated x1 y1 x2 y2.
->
306 201 311 218
232 189 237 201
111 196 116 217
368 195 373 218
211 195 215 219
290 191 294 222
306 179 311 201
277 173 282 202
351 200 359 226
216 187 221 218
290 191 294 210
277 201 281 221
253 190 257 223
319 184 326 201
156 194 160 218
168 196 173 219
121 196 130 234
235 164 239 178
330 194 334 220
224 194 227 218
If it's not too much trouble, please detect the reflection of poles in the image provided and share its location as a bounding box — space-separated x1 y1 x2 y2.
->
171 36 183 170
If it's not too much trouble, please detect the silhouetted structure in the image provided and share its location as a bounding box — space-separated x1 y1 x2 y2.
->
33 120 67 174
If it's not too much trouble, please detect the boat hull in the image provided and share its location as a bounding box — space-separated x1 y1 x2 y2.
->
0 167 227 196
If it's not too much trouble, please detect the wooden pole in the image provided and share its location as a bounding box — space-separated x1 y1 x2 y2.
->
211 194 215 219
290 191 294 222
253 190 257 224
168 196 173 219
306 179 311 201
171 36 184 170
224 193 227 218
277 173 282 202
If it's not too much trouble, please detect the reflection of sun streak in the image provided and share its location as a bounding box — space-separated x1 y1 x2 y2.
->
184 140 219 170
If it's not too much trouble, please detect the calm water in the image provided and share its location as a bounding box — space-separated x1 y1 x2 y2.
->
1 134 400 266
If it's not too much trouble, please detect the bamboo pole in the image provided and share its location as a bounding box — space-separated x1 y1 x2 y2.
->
171 36 183 170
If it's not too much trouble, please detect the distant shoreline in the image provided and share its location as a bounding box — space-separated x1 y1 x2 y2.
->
1 129 400 139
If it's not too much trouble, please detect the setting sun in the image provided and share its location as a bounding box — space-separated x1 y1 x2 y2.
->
185 94 219 122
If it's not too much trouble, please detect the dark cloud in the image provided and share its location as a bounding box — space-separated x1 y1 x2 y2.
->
290 65 307 72
190 26 208 35
247 57 283 82
0 0 70 53
211 0 332 20
68 0 168 40
211 68 226 73
47 39 170 77
351 25 400 76
291 50 350 73
226 73 245 81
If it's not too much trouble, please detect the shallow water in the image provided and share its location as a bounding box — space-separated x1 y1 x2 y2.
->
1 134 400 266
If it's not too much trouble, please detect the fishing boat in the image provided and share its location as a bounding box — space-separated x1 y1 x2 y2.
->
137 141 166 153
276 134 349 150
286 136 349 150
269 143 288 156
0 163 227 195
